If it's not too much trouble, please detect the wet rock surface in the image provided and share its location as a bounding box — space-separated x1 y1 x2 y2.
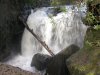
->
31 53 51 71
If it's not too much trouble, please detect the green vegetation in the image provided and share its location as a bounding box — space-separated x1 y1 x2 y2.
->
51 0 67 6
68 36 100 75
50 0 67 15
83 12 97 26
83 0 100 50
67 0 100 75
84 0 100 26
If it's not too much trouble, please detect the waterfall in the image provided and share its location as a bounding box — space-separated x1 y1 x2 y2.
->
21 6 87 56
5 5 87 73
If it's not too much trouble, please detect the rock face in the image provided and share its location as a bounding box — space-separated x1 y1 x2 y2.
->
45 44 80 75
0 0 25 61
0 63 39 75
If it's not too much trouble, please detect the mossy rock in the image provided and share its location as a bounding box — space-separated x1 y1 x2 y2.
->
67 29 100 75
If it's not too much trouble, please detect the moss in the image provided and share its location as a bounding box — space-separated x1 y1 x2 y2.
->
67 26 100 75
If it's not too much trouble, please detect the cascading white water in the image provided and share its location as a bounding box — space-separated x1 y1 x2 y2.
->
5 5 87 73
21 6 87 56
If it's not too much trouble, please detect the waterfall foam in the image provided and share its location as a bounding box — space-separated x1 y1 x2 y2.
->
5 5 87 73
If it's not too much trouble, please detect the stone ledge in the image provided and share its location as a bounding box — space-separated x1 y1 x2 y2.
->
0 63 39 75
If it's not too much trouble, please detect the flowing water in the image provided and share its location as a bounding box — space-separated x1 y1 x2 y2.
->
5 5 87 73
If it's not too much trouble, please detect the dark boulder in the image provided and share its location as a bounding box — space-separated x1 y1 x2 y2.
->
31 53 52 71
45 44 80 75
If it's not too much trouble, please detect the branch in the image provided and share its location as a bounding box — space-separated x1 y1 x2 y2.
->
19 17 55 56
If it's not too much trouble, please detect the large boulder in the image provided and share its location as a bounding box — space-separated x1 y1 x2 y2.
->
45 44 80 75
31 53 51 71
66 29 100 75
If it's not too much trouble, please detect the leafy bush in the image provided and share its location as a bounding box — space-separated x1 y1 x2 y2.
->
93 25 100 30
84 12 97 26
84 0 100 27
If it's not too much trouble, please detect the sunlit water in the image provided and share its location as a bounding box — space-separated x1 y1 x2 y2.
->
5 5 87 74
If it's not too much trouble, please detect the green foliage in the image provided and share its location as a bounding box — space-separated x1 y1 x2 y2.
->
84 28 100 50
58 6 67 12
93 25 100 30
83 11 100 30
84 0 100 29
50 0 67 14
85 40 93 50
54 6 67 13
84 12 96 26
76 65 87 72
86 71 95 75
51 0 67 6
51 0 60 6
